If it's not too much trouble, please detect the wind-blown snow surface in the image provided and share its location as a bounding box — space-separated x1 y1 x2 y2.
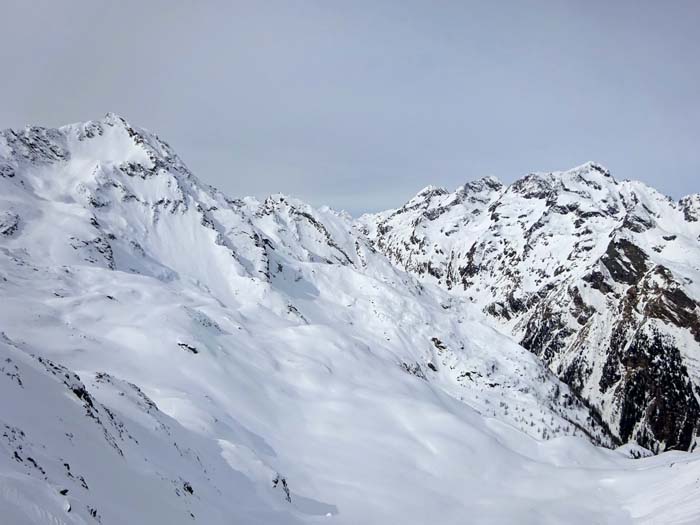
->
1 115 699 524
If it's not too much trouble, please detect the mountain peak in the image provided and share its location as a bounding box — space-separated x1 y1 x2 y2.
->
101 112 132 128
573 161 612 177
459 175 503 194
364 160 700 452
416 184 448 197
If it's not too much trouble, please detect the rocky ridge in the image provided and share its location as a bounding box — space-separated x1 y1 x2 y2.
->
361 162 700 452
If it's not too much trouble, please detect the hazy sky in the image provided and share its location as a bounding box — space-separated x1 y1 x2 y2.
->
2 1 699 214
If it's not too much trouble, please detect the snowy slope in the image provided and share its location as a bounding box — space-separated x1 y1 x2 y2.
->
1 115 700 524
361 162 700 452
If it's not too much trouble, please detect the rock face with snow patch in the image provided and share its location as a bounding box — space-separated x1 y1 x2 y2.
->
361 163 700 452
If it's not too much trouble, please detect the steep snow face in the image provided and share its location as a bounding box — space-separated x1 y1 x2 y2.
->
1 116 700 524
361 162 700 452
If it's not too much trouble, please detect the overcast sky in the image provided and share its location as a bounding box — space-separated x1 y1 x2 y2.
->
2 1 699 215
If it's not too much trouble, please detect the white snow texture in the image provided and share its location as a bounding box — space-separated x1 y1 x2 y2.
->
0 114 699 524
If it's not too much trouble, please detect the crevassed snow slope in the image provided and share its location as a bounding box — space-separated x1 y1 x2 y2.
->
1 114 699 524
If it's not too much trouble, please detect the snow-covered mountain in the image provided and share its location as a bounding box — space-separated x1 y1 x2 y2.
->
361 162 700 454
1 115 700 524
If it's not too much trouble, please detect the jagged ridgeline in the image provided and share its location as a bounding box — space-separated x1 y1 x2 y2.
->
2 114 700 524
361 162 700 452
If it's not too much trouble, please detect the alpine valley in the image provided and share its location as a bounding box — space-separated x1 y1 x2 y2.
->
1 114 699 524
